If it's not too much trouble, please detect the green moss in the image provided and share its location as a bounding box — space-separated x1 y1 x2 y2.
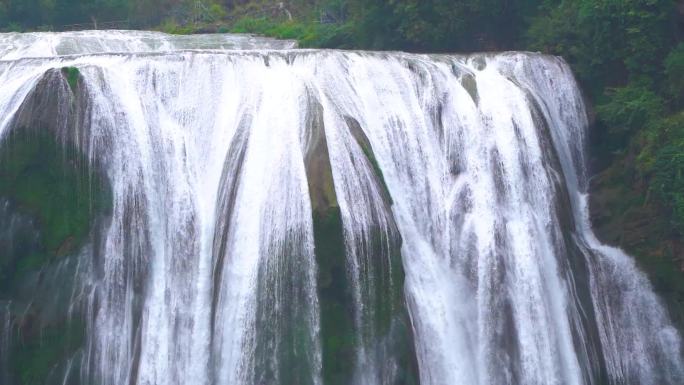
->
312 205 418 385
0 128 110 290
313 207 357 385
10 319 84 385
362 225 419 385
0 125 103 384
60 67 79 93
665 43 684 107
14 252 46 274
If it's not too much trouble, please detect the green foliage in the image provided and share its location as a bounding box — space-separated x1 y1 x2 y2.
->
207 2 227 21
650 113 684 232
596 83 664 137
230 16 353 48
654 145 684 231
0 1 8 25
159 18 196 35
0 0 125 28
331 0 541 51
0 0 231 29
632 112 684 325
230 17 298 37
528 0 672 96
2 21 22 32
665 43 684 107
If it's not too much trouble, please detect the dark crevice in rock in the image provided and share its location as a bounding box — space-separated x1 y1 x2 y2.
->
305 103 418 384
343 116 393 206
210 115 251 335
304 96 355 385
460 73 479 105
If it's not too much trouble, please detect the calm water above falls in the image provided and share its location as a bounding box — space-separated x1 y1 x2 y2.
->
0 31 681 385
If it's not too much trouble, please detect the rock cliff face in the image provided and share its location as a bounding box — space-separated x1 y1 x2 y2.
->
590 155 684 328
0 68 110 385
304 96 419 385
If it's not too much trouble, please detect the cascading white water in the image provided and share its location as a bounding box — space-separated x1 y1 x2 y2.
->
0 30 296 59
0 32 681 385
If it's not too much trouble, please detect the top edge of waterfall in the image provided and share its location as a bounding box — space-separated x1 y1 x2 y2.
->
0 31 299 60
0 46 569 66
0 30 572 64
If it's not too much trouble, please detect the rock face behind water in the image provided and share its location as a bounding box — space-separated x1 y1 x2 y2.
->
589 157 684 330
0 31 682 385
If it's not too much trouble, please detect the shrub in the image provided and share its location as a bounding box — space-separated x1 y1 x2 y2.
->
527 0 672 97
230 17 355 48
208 3 227 21
159 19 195 35
665 43 684 108
3 21 22 32
653 142 684 233
596 83 665 138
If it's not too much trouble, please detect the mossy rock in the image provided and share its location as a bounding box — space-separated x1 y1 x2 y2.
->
312 206 419 385
0 67 107 385
60 67 80 93
0 66 111 292
0 129 107 385
313 206 357 385
10 318 85 385
0 128 110 290
304 106 418 383
302 98 356 382
590 159 684 329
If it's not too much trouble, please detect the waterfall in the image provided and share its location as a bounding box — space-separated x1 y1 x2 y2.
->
0 31 680 385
